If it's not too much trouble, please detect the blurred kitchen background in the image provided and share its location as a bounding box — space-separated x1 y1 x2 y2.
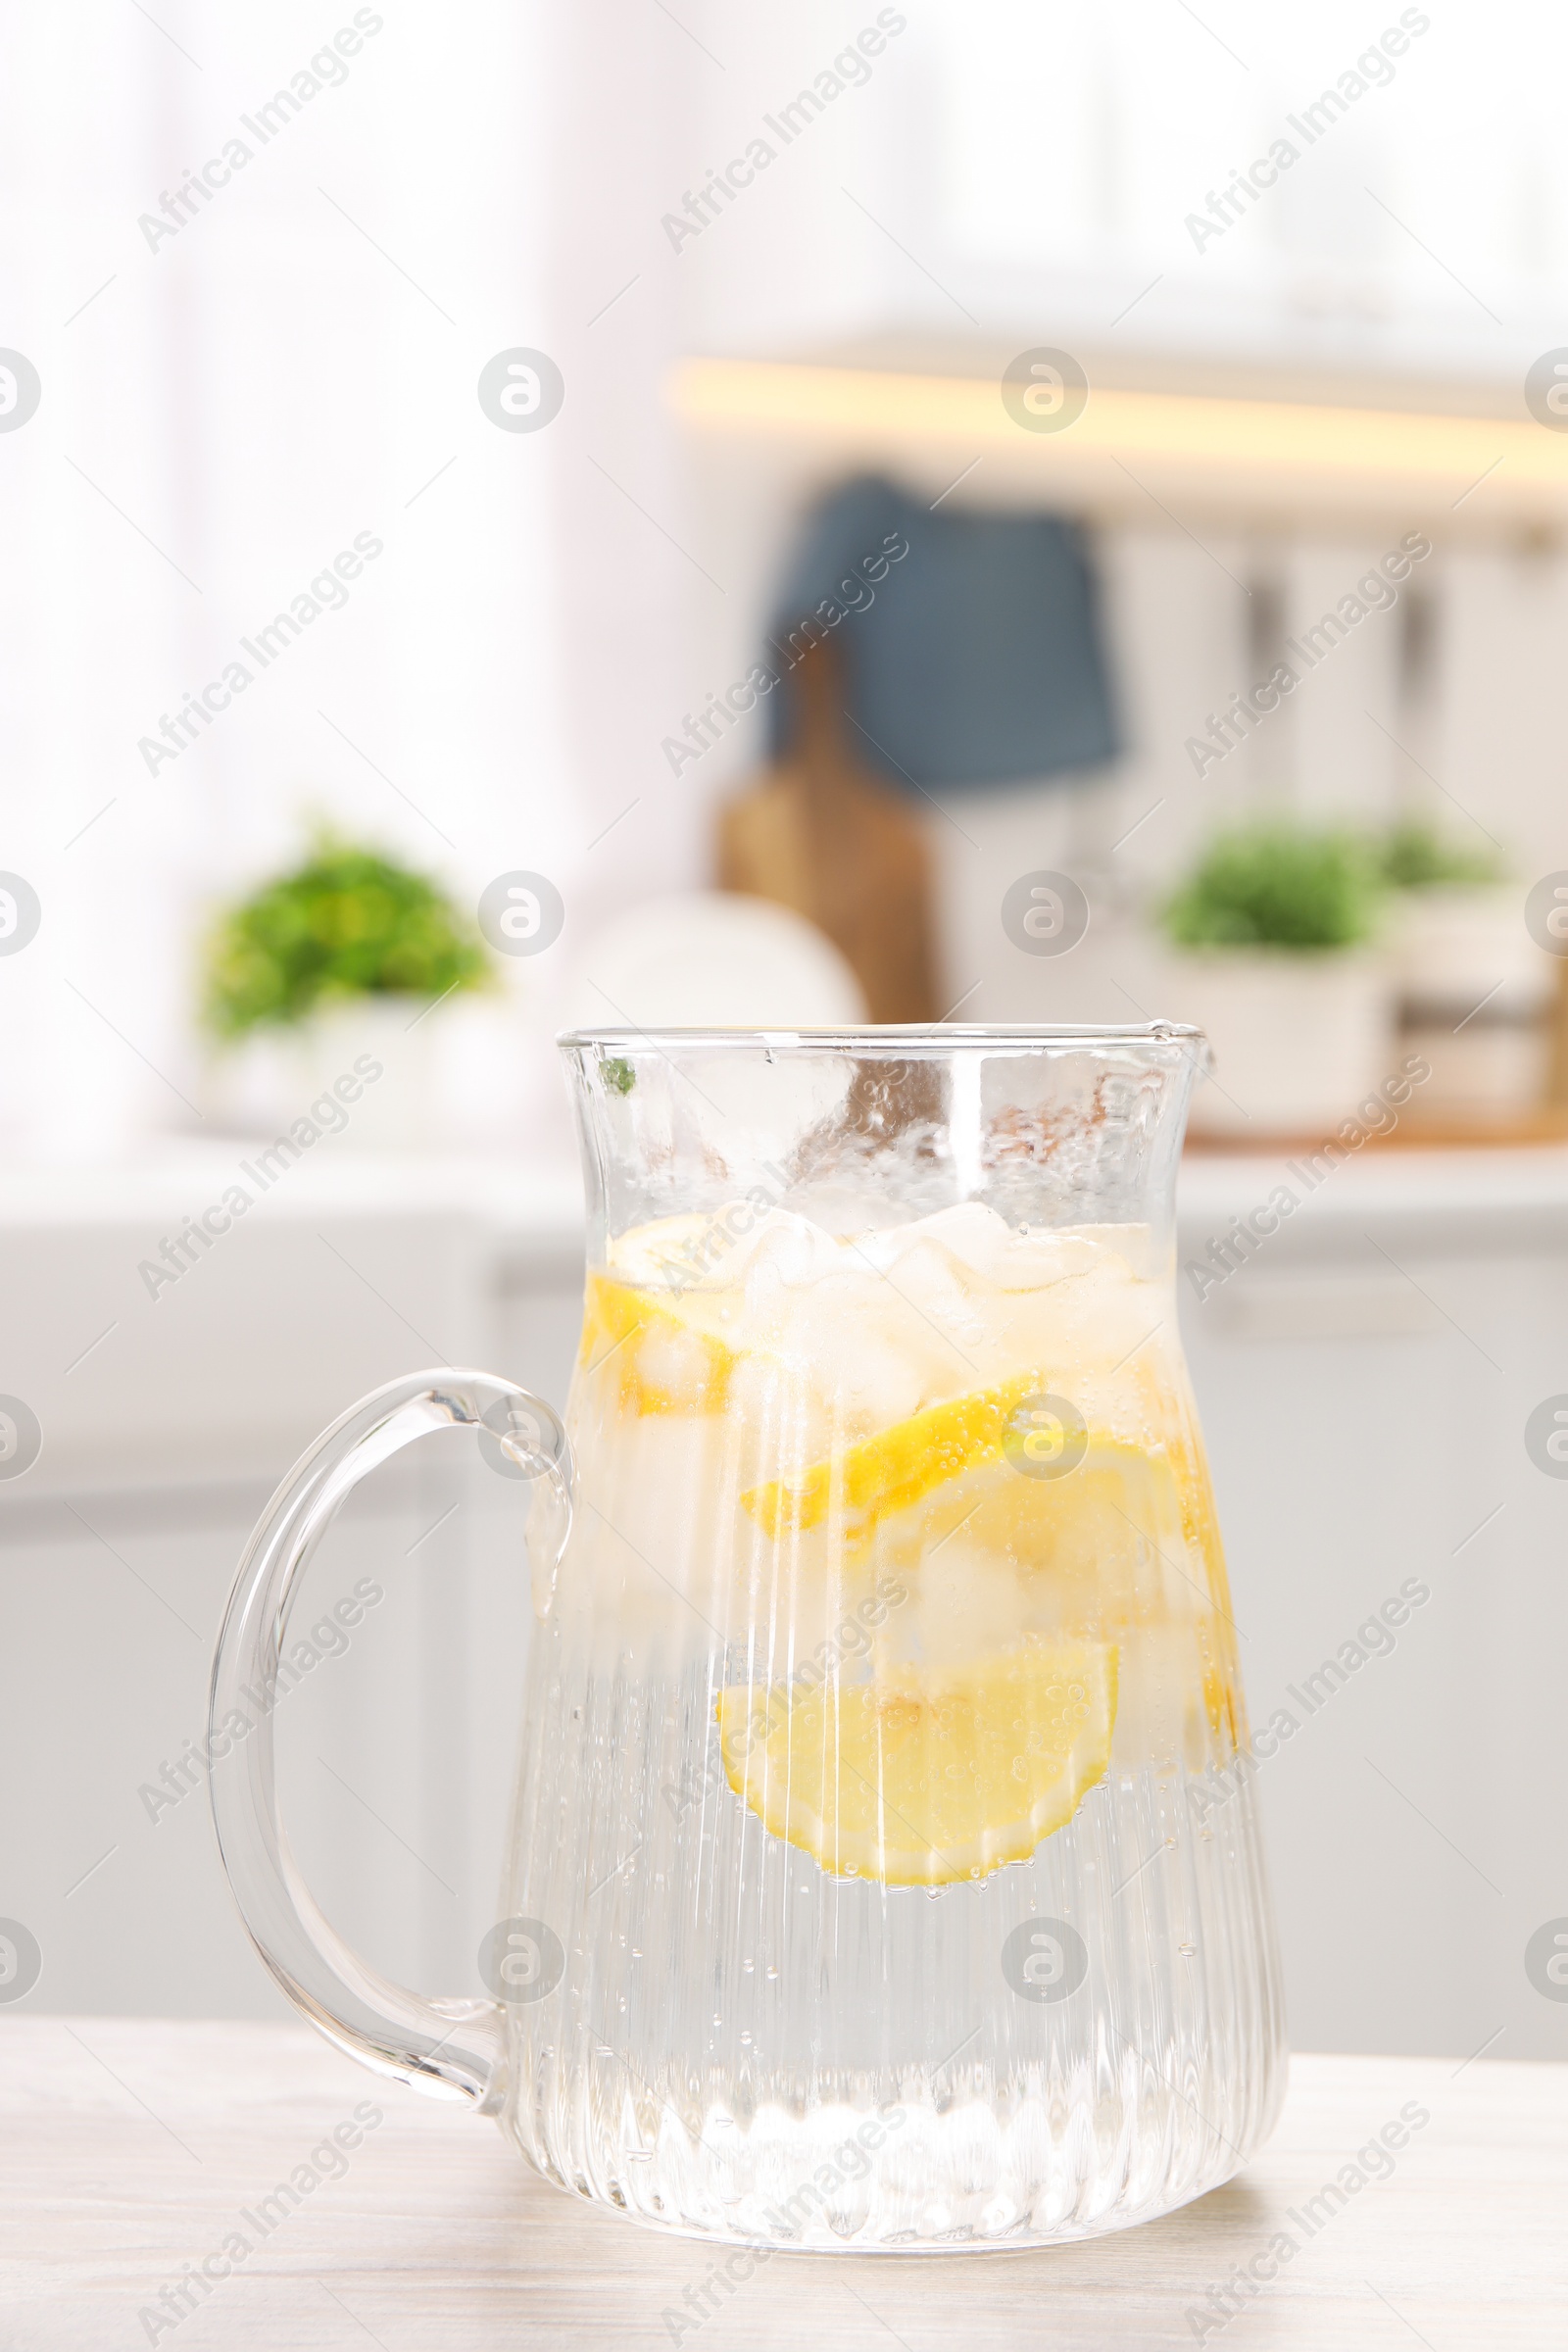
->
3 2 1567 2062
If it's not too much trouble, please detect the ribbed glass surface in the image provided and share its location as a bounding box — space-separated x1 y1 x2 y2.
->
498 1631 1284 2248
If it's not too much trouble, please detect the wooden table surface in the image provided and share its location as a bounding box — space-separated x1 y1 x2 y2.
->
4 2019 1565 2350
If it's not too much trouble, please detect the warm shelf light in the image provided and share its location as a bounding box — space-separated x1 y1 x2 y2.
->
671 357 1566 523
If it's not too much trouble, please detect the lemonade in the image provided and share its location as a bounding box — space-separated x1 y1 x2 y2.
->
571 1199 1240 1875
497 1194 1279 2244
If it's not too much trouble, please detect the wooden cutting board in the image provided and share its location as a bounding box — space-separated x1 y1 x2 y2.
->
715 639 940 1024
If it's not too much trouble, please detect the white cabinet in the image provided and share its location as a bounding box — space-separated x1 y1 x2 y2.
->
4 1147 1565 2067
0 1158 583 2025
1179 1151 1568 2064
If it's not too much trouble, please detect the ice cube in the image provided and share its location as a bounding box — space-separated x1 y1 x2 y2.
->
742 1208 854 1293
769 1271 939 1432
852 1201 1010 1278
610 1203 833 1296
854 1201 1112 1296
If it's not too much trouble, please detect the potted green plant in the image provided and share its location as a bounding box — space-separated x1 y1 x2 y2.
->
201 835 491 1146
1378 822 1550 1117
1157 824 1390 1134
1377 821 1500 894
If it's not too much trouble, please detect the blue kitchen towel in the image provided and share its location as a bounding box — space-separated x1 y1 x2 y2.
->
764 474 1120 790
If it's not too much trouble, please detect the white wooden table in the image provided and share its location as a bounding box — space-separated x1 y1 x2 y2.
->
4 2020 1565 2348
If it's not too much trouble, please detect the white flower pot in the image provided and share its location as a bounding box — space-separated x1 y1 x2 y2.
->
205 999 440 1152
1397 1014 1551 1118
1388 886 1554 1119
1392 885 1552 1020
1161 948 1394 1137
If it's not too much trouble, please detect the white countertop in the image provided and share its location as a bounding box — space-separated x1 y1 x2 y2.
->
1178 1141 1568 1225
1 1138 1565 1236
5 2020 1566 2350
0 1144 585 1240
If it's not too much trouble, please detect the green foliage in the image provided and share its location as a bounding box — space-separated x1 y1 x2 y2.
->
1377 820 1502 891
602 1057 637 1095
203 836 490 1040
1162 824 1381 952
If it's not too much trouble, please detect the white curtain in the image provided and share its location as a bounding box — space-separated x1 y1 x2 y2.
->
0 2 703 1160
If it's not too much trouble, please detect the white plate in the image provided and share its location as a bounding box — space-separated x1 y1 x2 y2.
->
561 891 866 1031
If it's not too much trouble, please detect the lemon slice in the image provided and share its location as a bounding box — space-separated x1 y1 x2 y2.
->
742 1377 1228 1610
741 1372 1050 1541
577 1271 741 1415
716 1643 1116 1885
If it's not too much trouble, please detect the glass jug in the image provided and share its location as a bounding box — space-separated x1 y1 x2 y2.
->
211 1023 1284 2251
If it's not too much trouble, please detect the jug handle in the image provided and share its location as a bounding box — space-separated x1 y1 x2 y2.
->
208 1368 574 2113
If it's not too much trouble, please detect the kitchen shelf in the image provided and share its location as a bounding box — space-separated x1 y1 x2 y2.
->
672 349 1568 533
1186 1106 1568 1153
